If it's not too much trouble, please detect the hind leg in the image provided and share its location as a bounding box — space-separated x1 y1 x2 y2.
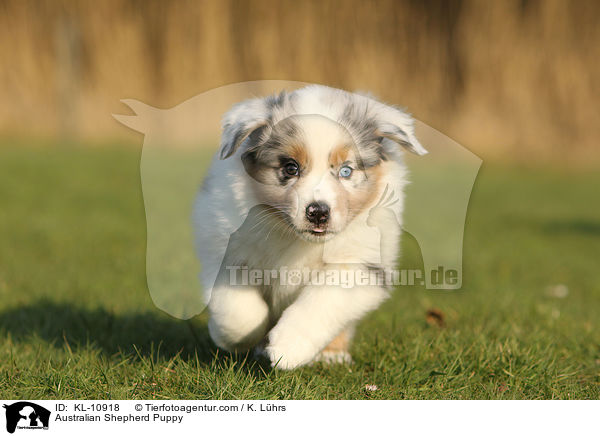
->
314 326 355 365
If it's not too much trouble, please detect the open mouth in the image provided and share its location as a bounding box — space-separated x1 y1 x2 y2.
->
269 212 333 239
302 228 335 237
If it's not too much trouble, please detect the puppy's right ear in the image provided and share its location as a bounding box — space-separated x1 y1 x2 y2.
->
219 96 278 160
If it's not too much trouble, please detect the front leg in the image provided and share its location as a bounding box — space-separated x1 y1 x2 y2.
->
266 279 388 369
208 285 270 352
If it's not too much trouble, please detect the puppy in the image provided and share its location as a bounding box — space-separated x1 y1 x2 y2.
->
193 85 426 369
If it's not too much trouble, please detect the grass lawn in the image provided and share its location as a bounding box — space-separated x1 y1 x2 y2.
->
0 141 598 399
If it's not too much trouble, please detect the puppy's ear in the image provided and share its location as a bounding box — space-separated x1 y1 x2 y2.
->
371 101 428 156
219 98 269 159
219 93 287 159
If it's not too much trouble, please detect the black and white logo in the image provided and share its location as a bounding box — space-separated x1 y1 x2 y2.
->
3 402 50 434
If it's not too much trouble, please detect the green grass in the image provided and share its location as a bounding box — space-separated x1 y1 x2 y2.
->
0 141 599 399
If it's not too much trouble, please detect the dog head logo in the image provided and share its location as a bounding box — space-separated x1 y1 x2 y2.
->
114 81 481 319
3 402 50 434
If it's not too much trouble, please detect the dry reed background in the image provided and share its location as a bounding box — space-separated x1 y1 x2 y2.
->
0 0 598 164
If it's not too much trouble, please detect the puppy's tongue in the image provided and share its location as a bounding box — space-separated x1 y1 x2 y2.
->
312 228 325 233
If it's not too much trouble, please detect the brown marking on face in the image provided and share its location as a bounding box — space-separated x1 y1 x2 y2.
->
281 142 309 170
328 144 350 168
345 163 385 220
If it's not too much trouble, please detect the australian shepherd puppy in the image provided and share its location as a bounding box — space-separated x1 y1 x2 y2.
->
193 85 426 369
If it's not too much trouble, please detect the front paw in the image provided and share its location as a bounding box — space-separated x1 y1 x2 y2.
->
265 333 317 370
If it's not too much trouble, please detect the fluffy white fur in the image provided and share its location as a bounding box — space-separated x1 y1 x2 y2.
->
193 85 425 369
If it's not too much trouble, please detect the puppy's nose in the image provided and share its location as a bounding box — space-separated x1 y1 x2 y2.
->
305 202 330 225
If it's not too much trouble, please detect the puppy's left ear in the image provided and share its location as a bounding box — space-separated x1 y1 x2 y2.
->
373 103 428 156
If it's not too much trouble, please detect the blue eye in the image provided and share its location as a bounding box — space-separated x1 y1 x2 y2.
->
339 166 353 178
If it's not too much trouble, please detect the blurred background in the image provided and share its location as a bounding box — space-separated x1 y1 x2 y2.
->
1 0 599 165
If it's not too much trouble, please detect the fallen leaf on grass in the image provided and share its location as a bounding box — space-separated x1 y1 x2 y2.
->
364 384 379 392
426 308 446 328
